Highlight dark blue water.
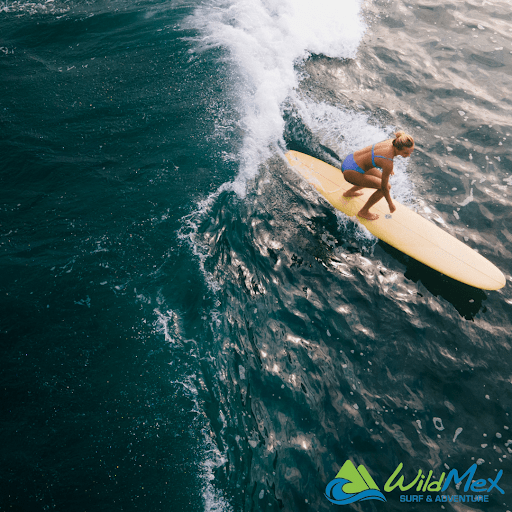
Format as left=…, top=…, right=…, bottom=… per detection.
left=1, top=0, right=512, bottom=511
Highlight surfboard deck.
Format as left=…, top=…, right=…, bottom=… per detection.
left=285, top=150, right=506, bottom=290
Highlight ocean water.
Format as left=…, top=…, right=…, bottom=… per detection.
left=1, top=0, right=512, bottom=511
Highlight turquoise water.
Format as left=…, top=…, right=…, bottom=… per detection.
left=1, top=0, right=512, bottom=510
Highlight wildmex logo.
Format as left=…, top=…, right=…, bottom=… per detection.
left=325, top=460, right=386, bottom=505
left=325, top=460, right=504, bottom=506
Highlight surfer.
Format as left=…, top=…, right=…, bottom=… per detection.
left=341, top=131, right=415, bottom=220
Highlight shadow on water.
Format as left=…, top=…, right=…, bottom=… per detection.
left=379, top=243, right=488, bottom=320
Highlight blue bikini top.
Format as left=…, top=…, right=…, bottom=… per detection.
left=372, top=144, right=394, bottom=168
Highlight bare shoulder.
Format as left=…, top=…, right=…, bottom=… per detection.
left=375, top=139, right=395, bottom=157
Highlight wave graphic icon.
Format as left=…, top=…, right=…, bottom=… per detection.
left=325, top=461, right=386, bottom=505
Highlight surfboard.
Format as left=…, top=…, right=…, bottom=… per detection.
left=285, top=150, right=506, bottom=290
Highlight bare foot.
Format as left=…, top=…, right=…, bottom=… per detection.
left=343, top=190, right=364, bottom=198
left=357, top=210, right=379, bottom=221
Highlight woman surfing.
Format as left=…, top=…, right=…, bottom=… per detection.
left=341, top=131, right=415, bottom=220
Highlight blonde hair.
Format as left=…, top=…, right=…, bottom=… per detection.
left=393, top=131, right=414, bottom=150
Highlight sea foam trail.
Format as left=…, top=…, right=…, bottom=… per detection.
left=180, top=0, right=419, bottom=292
left=185, top=0, right=366, bottom=195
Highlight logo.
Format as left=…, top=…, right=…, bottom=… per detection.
left=325, top=460, right=386, bottom=505
left=325, top=460, right=504, bottom=506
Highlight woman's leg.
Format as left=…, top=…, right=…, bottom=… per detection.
left=343, top=185, right=364, bottom=197
left=358, top=190, right=386, bottom=220
left=342, top=168, right=385, bottom=220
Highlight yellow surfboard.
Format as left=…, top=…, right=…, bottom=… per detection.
left=286, top=150, right=506, bottom=290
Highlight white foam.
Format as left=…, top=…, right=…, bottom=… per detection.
left=177, top=186, right=230, bottom=292
left=201, top=430, right=233, bottom=512
left=154, top=307, right=183, bottom=345
left=186, top=0, right=366, bottom=194
left=152, top=304, right=232, bottom=510
left=0, top=0, right=69, bottom=15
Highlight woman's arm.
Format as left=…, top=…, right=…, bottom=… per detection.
left=381, top=169, right=396, bottom=213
